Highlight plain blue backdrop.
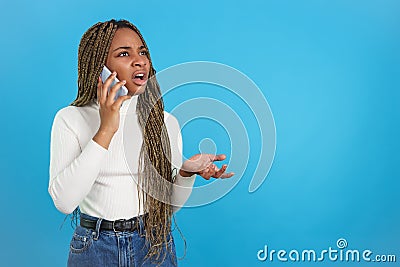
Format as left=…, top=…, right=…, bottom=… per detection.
left=0, top=0, right=399, bottom=266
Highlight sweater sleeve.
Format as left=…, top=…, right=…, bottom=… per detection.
left=48, top=109, right=108, bottom=214
left=165, top=113, right=196, bottom=212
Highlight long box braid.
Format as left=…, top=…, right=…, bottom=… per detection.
left=71, top=19, right=175, bottom=265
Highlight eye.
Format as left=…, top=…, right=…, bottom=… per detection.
left=139, top=50, right=148, bottom=56
left=118, top=51, right=129, bottom=57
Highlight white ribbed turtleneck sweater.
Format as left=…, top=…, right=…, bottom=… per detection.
left=48, top=95, right=195, bottom=220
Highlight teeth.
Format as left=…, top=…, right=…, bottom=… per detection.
left=135, top=73, right=144, bottom=77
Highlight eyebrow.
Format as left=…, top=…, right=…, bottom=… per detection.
left=113, top=45, right=146, bottom=52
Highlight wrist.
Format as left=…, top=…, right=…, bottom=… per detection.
left=93, top=128, right=115, bottom=150
left=179, top=169, right=195, bottom=177
left=97, top=127, right=116, bottom=137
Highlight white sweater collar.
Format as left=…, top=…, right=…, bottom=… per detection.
left=92, top=95, right=139, bottom=115
left=120, top=95, right=139, bottom=114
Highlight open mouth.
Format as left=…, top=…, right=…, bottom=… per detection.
left=134, top=73, right=145, bottom=80
left=132, top=72, right=147, bottom=85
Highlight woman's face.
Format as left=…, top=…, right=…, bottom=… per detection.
left=105, top=28, right=150, bottom=95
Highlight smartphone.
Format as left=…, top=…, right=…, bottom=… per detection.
left=101, top=66, right=128, bottom=100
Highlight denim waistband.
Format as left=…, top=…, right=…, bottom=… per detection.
left=80, top=213, right=146, bottom=222
left=79, top=213, right=146, bottom=238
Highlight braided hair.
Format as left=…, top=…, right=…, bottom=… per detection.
left=71, top=19, right=174, bottom=264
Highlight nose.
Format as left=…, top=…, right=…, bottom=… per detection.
left=131, top=54, right=147, bottom=67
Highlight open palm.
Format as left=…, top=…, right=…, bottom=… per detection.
left=179, top=154, right=234, bottom=180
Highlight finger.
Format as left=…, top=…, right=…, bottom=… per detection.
left=199, top=168, right=212, bottom=180
left=102, top=71, right=117, bottom=102
left=200, top=171, right=212, bottom=180
left=211, top=164, right=219, bottom=175
left=219, top=172, right=235, bottom=179
left=201, top=166, right=211, bottom=174
left=213, top=164, right=227, bottom=178
left=107, top=80, right=126, bottom=105
left=209, top=165, right=216, bottom=173
left=207, top=166, right=216, bottom=179
left=209, top=154, right=227, bottom=162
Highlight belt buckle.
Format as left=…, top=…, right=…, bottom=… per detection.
left=112, top=219, right=126, bottom=232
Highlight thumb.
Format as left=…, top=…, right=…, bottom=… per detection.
left=211, top=154, right=226, bottom=162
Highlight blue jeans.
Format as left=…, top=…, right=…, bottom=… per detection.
left=67, top=213, right=177, bottom=267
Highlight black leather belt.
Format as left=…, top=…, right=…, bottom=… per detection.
left=80, top=214, right=146, bottom=232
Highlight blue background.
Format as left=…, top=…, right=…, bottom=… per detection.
left=1, top=0, right=399, bottom=266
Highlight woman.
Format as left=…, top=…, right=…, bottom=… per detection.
left=48, top=19, right=233, bottom=267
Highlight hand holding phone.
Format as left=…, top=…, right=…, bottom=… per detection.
left=101, top=66, right=128, bottom=100
left=94, top=66, right=131, bottom=149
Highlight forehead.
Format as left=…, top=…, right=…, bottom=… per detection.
left=110, top=28, right=144, bottom=48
